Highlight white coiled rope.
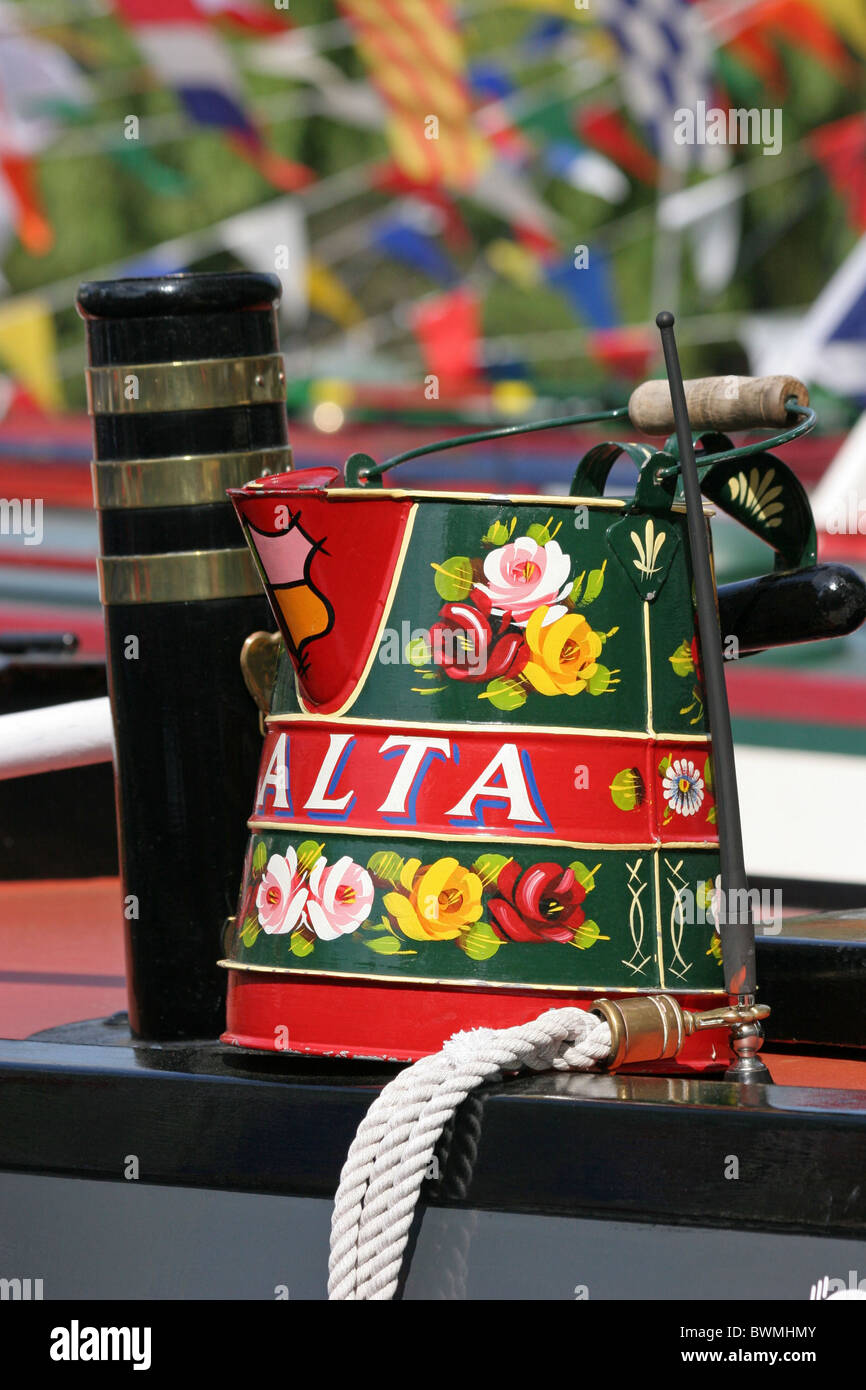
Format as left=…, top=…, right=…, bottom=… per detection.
left=328, top=1006, right=612, bottom=1300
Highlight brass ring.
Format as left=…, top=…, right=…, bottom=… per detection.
left=98, top=547, right=262, bottom=604
left=86, top=354, right=287, bottom=414
left=92, top=446, right=293, bottom=509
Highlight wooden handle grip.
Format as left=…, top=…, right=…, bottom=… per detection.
left=628, top=375, right=809, bottom=436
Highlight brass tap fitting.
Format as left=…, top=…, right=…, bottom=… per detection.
left=592, top=995, right=770, bottom=1071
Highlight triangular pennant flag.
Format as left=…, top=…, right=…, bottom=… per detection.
left=222, top=198, right=309, bottom=325
left=0, top=155, right=52, bottom=255
left=307, top=260, right=363, bottom=328
left=577, top=105, right=659, bottom=186
left=589, top=326, right=654, bottom=381
left=373, top=218, right=457, bottom=284
left=544, top=142, right=629, bottom=204
left=485, top=237, right=543, bottom=289
left=113, top=0, right=313, bottom=190
left=410, top=288, right=481, bottom=393
left=690, top=198, right=741, bottom=295
left=748, top=232, right=866, bottom=400
left=547, top=250, right=619, bottom=331
left=0, top=296, right=62, bottom=411
left=809, top=113, right=866, bottom=231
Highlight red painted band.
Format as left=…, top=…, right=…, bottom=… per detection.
left=223, top=971, right=729, bottom=1071
left=252, top=720, right=718, bottom=846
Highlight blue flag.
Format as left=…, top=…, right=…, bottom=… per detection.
left=547, top=251, right=619, bottom=331
left=374, top=220, right=457, bottom=285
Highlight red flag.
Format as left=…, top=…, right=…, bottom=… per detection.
left=728, top=1, right=854, bottom=90
left=589, top=326, right=654, bottom=382
left=411, top=288, right=481, bottom=394
left=204, top=1, right=292, bottom=36
left=0, top=156, right=52, bottom=255
left=809, top=113, right=866, bottom=231
left=726, top=29, right=787, bottom=92
left=577, top=105, right=658, bottom=186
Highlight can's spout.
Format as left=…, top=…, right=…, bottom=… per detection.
left=229, top=472, right=415, bottom=715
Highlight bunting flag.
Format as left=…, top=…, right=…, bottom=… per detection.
left=544, top=141, right=629, bottom=204
left=373, top=215, right=457, bottom=284
left=598, top=0, right=719, bottom=169
left=658, top=169, right=744, bottom=295
left=588, top=324, right=654, bottom=380
left=410, top=287, right=481, bottom=392
left=467, top=64, right=529, bottom=165
left=0, top=296, right=62, bottom=411
left=221, top=198, right=309, bottom=325
left=195, top=0, right=292, bottom=35
left=689, top=198, right=741, bottom=295
left=807, top=0, right=866, bottom=58
left=0, top=155, right=52, bottom=255
left=371, top=162, right=471, bottom=248
left=485, top=237, right=543, bottom=289
left=809, top=114, right=866, bottom=232
left=523, top=16, right=569, bottom=54
left=546, top=249, right=619, bottom=331
left=307, top=260, right=363, bottom=328
left=113, top=0, right=312, bottom=190
left=727, top=0, right=854, bottom=88
left=110, top=142, right=190, bottom=195
left=748, top=233, right=866, bottom=399
left=0, top=6, right=91, bottom=253
left=470, top=160, right=560, bottom=254
left=337, top=0, right=490, bottom=188
left=577, top=105, right=659, bottom=185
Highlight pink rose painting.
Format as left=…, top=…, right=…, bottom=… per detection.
left=256, top=847, right=309, bottom=935
left=306, top=854, right=374, bottom=941
left=478, top=537, right=571, bottom=625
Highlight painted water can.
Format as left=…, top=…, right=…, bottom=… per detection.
left=219, top=414, right=817, bottom=1069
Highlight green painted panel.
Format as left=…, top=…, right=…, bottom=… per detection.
left=229, top=829, right=724, bottom=993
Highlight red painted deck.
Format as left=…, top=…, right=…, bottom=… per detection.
left=0, top=878, right=126, bottom=1038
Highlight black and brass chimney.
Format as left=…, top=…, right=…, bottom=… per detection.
left=76, top=272, right=289, bottom=1039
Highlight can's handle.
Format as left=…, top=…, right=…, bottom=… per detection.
left=628, top=375, right=809, bottom=436
left=344, top=407, right=629, bottom=486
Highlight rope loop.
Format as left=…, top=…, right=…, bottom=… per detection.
left=328, top=1007, right=612, bottom=1300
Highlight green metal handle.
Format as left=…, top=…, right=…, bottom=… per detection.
left=343, top=407, right=630, bottom=487
left=654, top=403, right=816, bottom=476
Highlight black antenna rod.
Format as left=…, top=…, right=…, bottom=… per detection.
left=655, top=311, right=756, bottom=1001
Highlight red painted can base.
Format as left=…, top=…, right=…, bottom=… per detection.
left=222, top=972, right=731, bottom=1072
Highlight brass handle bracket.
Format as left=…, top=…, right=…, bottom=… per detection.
left=240, top=630, right=283, bottom=735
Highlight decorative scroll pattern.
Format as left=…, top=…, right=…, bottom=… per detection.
left=623, top=856, right=650, bottom=976
left=664, top=856, right=692, bottom=981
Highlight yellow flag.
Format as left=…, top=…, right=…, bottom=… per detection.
left=809, top=0, right=866, bottom=55
left=0, top=296, right=62, bottom=411
left=307, top=261, right=363, bottom=328
left=486, top=238, right=543, bottom=289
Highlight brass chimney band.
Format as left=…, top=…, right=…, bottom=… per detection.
left=92, top=445, right=293, bottom=510
left=98, top=547, right=262, bottom=605
left=86, top=353, right=287, bottom=415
